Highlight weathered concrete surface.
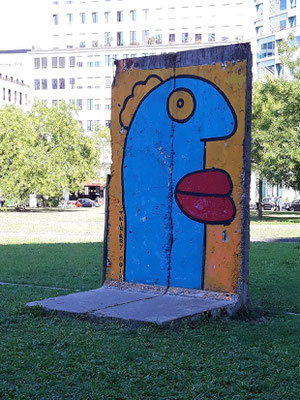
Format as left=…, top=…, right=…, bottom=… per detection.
left=26, top=284, right=237, bottom=326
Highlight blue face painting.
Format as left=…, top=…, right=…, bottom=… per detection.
left=122, top=75, right=237, bottom=289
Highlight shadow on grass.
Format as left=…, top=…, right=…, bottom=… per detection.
left=0, top=242, right=103, bottom=291
left=2, top=207, right=83, bottom=213
left=250, top=210, right=300, bottom=224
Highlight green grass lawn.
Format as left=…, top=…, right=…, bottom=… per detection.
left=0, top=210, right=299, bottom=399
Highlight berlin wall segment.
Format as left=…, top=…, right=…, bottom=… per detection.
left=104, top=44, right=252, bottom=308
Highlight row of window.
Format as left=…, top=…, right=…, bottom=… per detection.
left=34, top=77, right=112, bottom=90
left=53, top=31, right=221, bottom=49
left=34, top=56, right=102, bottom=69
left=53, top=9, right=139, bottom=25
left=46, top=98, right=111, bottom=115
left=2, top=87, right=27, bottom=105
left=53, top=5, right=234, bottom=25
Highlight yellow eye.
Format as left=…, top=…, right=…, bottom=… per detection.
left=167, top=88, right=196, bottom=123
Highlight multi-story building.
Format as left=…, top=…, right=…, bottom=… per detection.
left=253, top=0, right=300, bottom=79
left=0, top=50, right=32, bottom=112
left=30, top=0, right=254, bottom=132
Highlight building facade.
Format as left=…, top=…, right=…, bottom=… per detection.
left=0, top=50, right=32, bottom=112
left=253, top=0, right=300, bottom=79
left=29, top=0, right=254, bottom=132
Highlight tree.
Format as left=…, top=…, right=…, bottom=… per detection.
left=252, top=78, right=300, bottom=218
left=278, top=33, right=300, bottom=80
left=0, top=106, right=37, bottom=206
left=0, top=101, right=100, bottom=207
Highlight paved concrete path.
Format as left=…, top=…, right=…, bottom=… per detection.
left=26, top=284, right=238, bottom=327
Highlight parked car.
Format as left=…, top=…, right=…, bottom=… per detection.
left=76, top=198, right=99, bottom=208
left=262, top=197, right=276, bottom=210
left=288, top=198, right=300, bottom=212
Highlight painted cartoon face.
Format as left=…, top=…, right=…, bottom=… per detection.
left=122, top=75, right=237, bottom=288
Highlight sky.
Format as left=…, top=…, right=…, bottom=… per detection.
left=0, top=0, right=50, bottom=50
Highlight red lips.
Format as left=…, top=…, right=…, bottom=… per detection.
left=175, top=169, right=236, bottom=224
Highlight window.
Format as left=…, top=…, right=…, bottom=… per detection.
left=52, top=100, right=58, bottom=107
left=95, top=120, right=101, bottom=130
left=280, top=19, right=287, bottom=29
left=92, top=12, right=98, bottom=23
left=59, top=57, right=65, bottom=68
left=69, top=56, right=75, bottom=67
left=80, top=12, right=86, bottom=23
left=92, top=41, right=98, bottom=47
left=53, top=14, right=58, bottom=25
left=2, top=88, right=5, bottom=101
left=289, top=16, right=296, bottom=27
left=42, top=58, right=47, bottom=68
left=87, top=120, right=94, bottom=131
left=87, top=99, right=93, bottom=110
left=105, top=120, right=111, bottom=128
left=208, top=33, right=215, bottom=42
left=104, top=11, right=110, bottom=22
left=34, top=79, right=40, bottom=90
left=142, top=30, right=149, bottom=43
left=34, top=58, right=40, bottom=69
left=67, top=13, right=73, bottom=23
left=169, top=33, right=175, bottom=43
left=130, top=10, right=136, bottom=21
left=87, top=61, right=93, bottom=67
left=52, top=57, right=58, bottom=68
left=14, top=91, right=17, bottom=103
left=70, top=78, right=75, bottom=89
left=52, top=79, right=58, bottom=89
left=95, top=61, right=101, bottom=67
left=105, top=103, right=111, bottom=110
left=276, top=63, right=283, bottom=77
left=182, top=32, right=189, bottom=43
left=59, top=78, right=65, bottom=89
left=260, top=41, right=275, bottom=58
left=142, top=9, right=149, bottom=20
left=280, top=0, right=287, bottom=10
left=130, top=31, right=136, bottom=45
left=77, top=60, right=83, bottom=67
left=256, top=26, right=263, bottom=36
left=156, top=34, right=162, bottom=44
left=290, top=0, right=296, bottom=8
left=195, top=33, right=202, bottom=43
left=80, top=41, right=86, bottom=48
left=105, top=76, right=112, bottom=88
left=105, top=32, right=111, bottom=45
left=123, top=54, right=129, bottom=59
left=105, top=55, right=112, bottom=66
left=19, top=92, right=22, bottom=105
left=76, top=99, right=83, bottom=110
left=95, top=102, right=101, bottom=110
left=117, top=31, right=124, bottom=46
left=42, top=79, right=47, bottom=90
left=8, top=89, right=11, bottom=102
left=117, top=11, right=123, bottom=21
left=256, top=4, right=263, bottom=19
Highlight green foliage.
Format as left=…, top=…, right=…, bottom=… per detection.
left=0, top=101, right=100, bottom=205
left=278, top=33, right=300, bottom=80
left=252, top=78, right=300, bottom=190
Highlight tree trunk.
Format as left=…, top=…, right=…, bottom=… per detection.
left=258, top=178, right=263, bottom=220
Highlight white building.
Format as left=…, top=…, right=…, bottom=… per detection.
left=29, top=0, right=254, bottom=131
left=253, top=0, right=300, bottom=79
left=0, top=50, right=32, bottom=111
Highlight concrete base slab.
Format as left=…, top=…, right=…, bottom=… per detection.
left=26, top=283, right=238, bottom=326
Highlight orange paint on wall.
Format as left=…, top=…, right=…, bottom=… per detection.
left=107, top=60, right=247, bottom=293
